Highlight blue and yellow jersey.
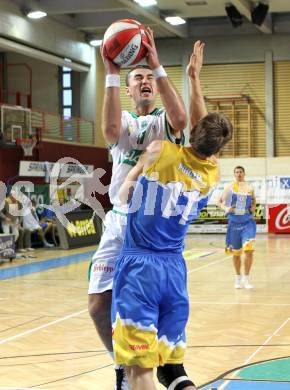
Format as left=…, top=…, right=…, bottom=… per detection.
left=123, top=141, right=219, bottom=253
left=224, top=181, right=255, bottom=223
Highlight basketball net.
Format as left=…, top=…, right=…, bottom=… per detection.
left=16, top=138, right=37, bottom=157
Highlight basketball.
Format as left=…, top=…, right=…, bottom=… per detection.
left=103, top=19, right=148, bottom=67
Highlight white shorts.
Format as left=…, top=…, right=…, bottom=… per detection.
left=88, top=210, right=127, bottom=294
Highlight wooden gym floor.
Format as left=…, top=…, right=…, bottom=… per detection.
left=0, top=234, right=290, bottom=389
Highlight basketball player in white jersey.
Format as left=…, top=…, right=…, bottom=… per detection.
left=88, top=27, right=187, bottom=389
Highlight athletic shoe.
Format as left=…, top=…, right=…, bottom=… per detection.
left=243, top=276, right=253, bottom=289
left=27, top=247, right=35, bottom=251
left=44, top=242, right=54, bottom=248
left=234, top=275, right=242, bottom=289
left=18, top=248, right=27, bottom=253
left=115, top=367, right=131, bottom=390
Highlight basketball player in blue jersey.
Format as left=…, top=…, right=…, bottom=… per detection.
left=111, top=47, right=233, bottom=387
left=217, top=166, right=256, bottom=289
left=88, top=27, right=187, bottom=389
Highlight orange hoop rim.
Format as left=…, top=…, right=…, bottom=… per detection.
left=16, top=137, right=37, bottom=145
left=16, top=137, right=37, bottom=156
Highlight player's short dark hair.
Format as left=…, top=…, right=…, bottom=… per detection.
left=234, top=165, right=245, bottom=173
left=125, top=65, right=151, bottom=86
left=189, top=112, right=233, bottom=157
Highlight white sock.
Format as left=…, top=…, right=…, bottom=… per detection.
left=108, top=351, right=114, bottom=361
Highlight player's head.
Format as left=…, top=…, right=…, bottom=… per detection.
left=234, top=166, right=245, bottom=181
left=125, top=65, right=158, bottom=107
left=189, top=112, right=232, bottom=157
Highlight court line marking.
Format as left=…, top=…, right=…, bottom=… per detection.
left=190, top=301, right=290, bottom=306
left=0, top=309, right=87, bottom=346
left=187, top=256, right=231, bottom=274
left=0, top=250, right=94, bottom=280
left=1, top=252, right=227, bottom=347
left=217, top=316, right=290, bottom=390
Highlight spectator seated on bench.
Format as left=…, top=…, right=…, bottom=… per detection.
left=23, top=199, right=54, bottom=248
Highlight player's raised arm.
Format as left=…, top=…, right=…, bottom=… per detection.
left=143, top=27, right=187, bottom=135
left=187, top=40, right=208, bottom=128
left=100, top=44, right=122, bottom=145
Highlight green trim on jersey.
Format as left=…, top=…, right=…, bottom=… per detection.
left=179, top=132, right=186, bottom=145
left=164, top=113, right=185, bottom=145
left=118, top=149, right=143, bottom=166
left=112, top=209, right=128, bottom=217
left=110, top=108, right=161, bottom=149
left=128, top=108, right=160, bottom=118
left=128, top=111, right=139, bottom=119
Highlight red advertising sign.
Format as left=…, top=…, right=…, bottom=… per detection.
left=268, top=204, right=290, bottom=233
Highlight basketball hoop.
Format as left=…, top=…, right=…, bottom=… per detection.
left=16, top=137, right=37, bottom=157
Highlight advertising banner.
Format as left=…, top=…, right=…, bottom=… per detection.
left=268, top=204, right=290, bottom=233
left=188, top=175, right=290, bottom=234
left=0, top=234, right=15, bottom=259
left=188, top=204, right=267, bottom=234
left=19, top=161, right=94, bottom=178
left=55, top=210, right=103, bottom=249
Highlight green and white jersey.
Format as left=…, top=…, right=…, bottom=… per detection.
left=109, top=108, right=184, bottom=210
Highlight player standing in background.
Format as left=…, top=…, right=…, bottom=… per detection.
left=217, top=166, right=257, bottom=289
left=88, top=27, right=187, bottom=389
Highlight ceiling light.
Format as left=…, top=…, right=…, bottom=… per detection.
left=185, top=1, right=207, bottom=5
left=165, top=16, right=186, bottom=25
left=251, top=2, right=269, bottom=26
left=89, top=39, right=103, bottom=47
left=26, top=10, right=47, bottom=19
left=86, top=34, right=103, bottom=47
left=134, top=0, right=157, bottom=6
left=225, top=5, right=243, bottom=28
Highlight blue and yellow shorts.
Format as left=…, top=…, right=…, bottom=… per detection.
left=226, top=219, right=256, bottom=255
left=112, top=250, right=189, bottom=368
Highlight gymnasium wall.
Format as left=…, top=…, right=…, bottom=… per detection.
left=220, top=156, right=290, bottom=178
left=6, top=52, right=59, bottom=113
left=0, top=0, right=91, bottom=64
left=156, top=34, right=290, bottom=66
left=273, top=61, right=290, bottom=157
left=155, top=34, right=290, bottom=159
left=0, top=0, right=97, bottom=124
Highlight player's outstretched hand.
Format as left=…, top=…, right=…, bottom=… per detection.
left=100, top=43, right=120, bottom=75
left=186, top=40, right=205, bottom=79
left=143, top=27, right=161, bottom=70
left=225, top=206, right=235, bottom=214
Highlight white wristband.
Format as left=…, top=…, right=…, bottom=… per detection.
left=105, top=74, right=120, bottom=88
left=152, top=65, right=167, bottom=79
